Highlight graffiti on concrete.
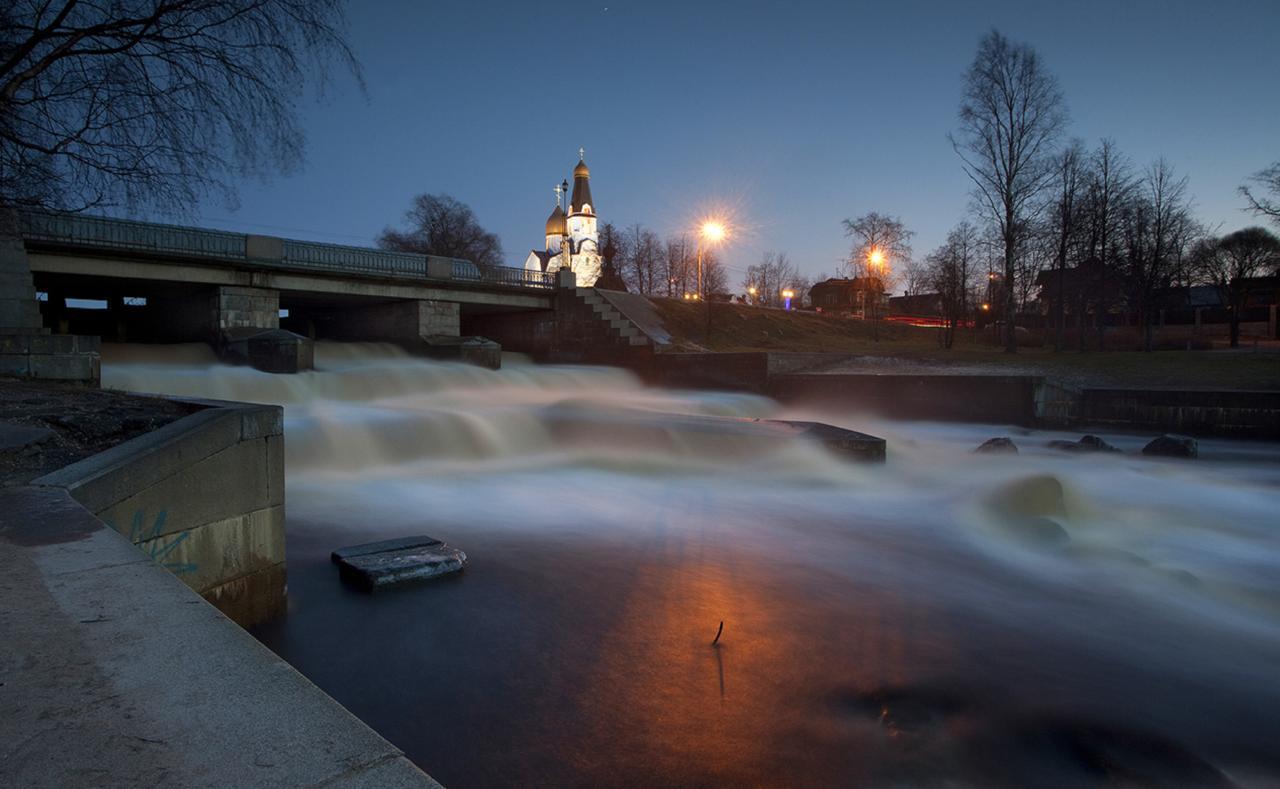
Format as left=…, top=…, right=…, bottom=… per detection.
left=106, top=509, right=199, bottom=575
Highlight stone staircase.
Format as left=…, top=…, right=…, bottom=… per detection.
left=572, top=287, right=652, bottom=349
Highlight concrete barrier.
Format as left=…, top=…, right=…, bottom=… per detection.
left=34, top=396, right=286, bottom=626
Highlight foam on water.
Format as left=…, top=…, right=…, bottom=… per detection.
left=102, top=343, right=1280, bottom=787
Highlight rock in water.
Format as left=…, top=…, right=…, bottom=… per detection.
left=1048, top=434, right=1119, bottom=453
left=1142, top=434, right=1198, bottom=458
left=974, top=437, right=1018, bottom=454
left=332, top=536, right=466, bottom=591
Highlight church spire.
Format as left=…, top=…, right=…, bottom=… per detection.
left=569, top=148, right=593, bottom=216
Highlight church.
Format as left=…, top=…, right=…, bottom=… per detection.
left=523, top=149, right=602, bottom=287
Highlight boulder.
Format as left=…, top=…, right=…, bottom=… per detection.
left=974, top=437, right=1018, bottom=454
left=1048, top=434, right=1119, bottom=453
left=1142, top=434, right=1198, bottom=459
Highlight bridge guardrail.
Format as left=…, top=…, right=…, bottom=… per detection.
left=20, top=210, right=246, bottom=260
left=281, top=238, right=428, bottom=278
left=18, top=210, right=555, bottom=290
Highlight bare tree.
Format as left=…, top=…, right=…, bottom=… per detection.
left=743, top=251, right=799, bottom=307
left=618, top=224, right=663, bottom=295
left=900, top=258, right=929, bottom=297
left=1240, top=162, right=1280, bottom=227
left=378, top=194, right=504, bottom=269
left=841, top=211, right=913, bottom=284
left=951, top=29, right=1068, bottom=352
left=1046, top=140, right=1085, bottom=351
left=1193, top=227, right=1280, bottom=348
left=701, top=250, right=728, bottom=296
left=0, top=0, right=360, bottom=219
left=1120, top=158, right=1195, bottom=351
left=1076, top=139, right=1134, bottom=350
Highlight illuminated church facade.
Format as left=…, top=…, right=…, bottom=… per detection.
left=523, top=149, right=602, bottom=286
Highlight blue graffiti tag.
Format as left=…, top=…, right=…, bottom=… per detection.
left=107, top=509, right=199, bottom=575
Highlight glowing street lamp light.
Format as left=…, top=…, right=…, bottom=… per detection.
left=781, top=288, right=795, bottom=311
left=868, top=247, right=885, bottom=268
left=696, top=220, right=729, bottom=299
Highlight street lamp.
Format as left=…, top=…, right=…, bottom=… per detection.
left=696, top=220, right=728, bottom=300
left=781, top=288, right=795, bottom=311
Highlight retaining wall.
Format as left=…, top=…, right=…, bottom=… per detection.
left=34, top=396, right=286, bottom=626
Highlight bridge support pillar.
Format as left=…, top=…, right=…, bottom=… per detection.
left=212, top=286, right=313, bottom=374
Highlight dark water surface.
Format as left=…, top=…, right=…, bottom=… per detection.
left=104, top=344, right=1280, bottom=788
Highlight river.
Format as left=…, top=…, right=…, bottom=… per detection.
left=103, top=343, right=1280, bottom=788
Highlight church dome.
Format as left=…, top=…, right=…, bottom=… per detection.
left=573, top=159, right=590, bottom=178
left=545, top=204, right=566, bottom=236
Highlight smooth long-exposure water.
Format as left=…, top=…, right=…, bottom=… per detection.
left=104, top=343, right=1280, bottom=788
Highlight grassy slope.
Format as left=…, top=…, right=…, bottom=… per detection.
left=649, top=298, right=1280, bottom=390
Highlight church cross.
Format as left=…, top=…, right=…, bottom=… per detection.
left=579, top=146, right=585, bottom=161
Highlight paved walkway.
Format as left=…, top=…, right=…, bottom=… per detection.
left=0, top=486, right=441, bottom=788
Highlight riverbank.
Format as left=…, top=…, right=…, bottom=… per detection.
left=0, top=379, right=197, bottom=485
left=647, top=299, right=1280, bottom=391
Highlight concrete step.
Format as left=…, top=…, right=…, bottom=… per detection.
left=627, top=336, right=650, bottom=346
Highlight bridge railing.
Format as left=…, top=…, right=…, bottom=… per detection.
left=20, top=210, right=246, bottom=260
left=18, top=210, right=555, bottom=290
left=280, top=238, right=428, bottom=278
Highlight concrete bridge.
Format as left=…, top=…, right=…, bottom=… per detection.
left=3, top=211, right=655, bottom=377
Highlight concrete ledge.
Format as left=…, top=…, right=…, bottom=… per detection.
left=0, top=486, right=440, bottom=788
left=34, top=396, right=287, bottom=625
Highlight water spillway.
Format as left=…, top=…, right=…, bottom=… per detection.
left=103, top=343, right=1280, bottom=788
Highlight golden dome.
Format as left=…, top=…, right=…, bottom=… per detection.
left=573, top=159, right=590, bottom=178
left=545, top=204, right=566, bottom=236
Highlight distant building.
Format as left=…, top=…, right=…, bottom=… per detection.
left=809, top=277, right=887, bottom=315
left=523, top=149, right=602, bottom=286
left=888, top=292, right=942, bottom=317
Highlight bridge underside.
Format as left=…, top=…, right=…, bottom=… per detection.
left=29, top=254, right=555, bottom=363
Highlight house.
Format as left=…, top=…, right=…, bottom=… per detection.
left=809, top=277, right=887, bottom=315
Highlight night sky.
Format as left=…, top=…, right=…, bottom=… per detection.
left=199, top=0, right=1278, bottom=285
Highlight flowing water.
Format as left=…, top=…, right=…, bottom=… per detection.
left=103, top=343, right=1280, bottom=788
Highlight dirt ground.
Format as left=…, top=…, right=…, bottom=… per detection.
left=651, top=299, right=1280, bottom=390
left=0, top=379, right=199, bottom=486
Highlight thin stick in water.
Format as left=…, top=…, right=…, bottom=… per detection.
left=712, top=620, right=724, bottom=646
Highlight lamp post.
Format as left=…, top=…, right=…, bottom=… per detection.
left=696, top=221, right=726, bottom=300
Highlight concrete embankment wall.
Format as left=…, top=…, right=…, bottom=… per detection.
left=0, top=486, right=440, bottom=788
left=636, top=351, right=1279, bottom=439
left=1073, top=388, right=1280, bottom=438
left=34, top=397, right=286, bottom=626
left=772, top=372, right=1041, bottom=424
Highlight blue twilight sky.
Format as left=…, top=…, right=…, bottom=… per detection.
left=193, top=0, right=1278, bottom=285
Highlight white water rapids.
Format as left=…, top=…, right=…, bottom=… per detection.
left=103, top=342, right=1280, bottom=788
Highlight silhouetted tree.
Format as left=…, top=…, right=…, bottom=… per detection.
left=841, top=211, right=913, bottom=286
left=1193, top=227, right=1280, bottom=348
left=926, top=221, right=981, bottom=348
left=952, top=29, right=1068, bottom=352
left=0, top=0, right=360, bottom=219
left=618, top=224, right=662, bottom=294
left=1078, top=139, right=1134, bottom=350
left=1120, top=158, right=1196, bottom=351
left=1046, top=140, right=1085, bottom=351
left=1240, top=162, right=1280, bottom=227
left=378, top=194, right=504, bottom=269
left=743, top=252, right=800, bottom=307
left=596, top=223, right=628, bottom=290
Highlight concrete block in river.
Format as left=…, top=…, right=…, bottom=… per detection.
left=540, top=405, right=886, bottom=463
left=333, top=536, right=466, bottom=591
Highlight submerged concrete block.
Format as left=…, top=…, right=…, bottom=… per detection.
left=422, top=334, right=501, bottom=369
left=333, top=536, right=466, bottom=591
left=765, top=420, right=886, bottom=463
left=223, top=328, right=314, bottom=373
